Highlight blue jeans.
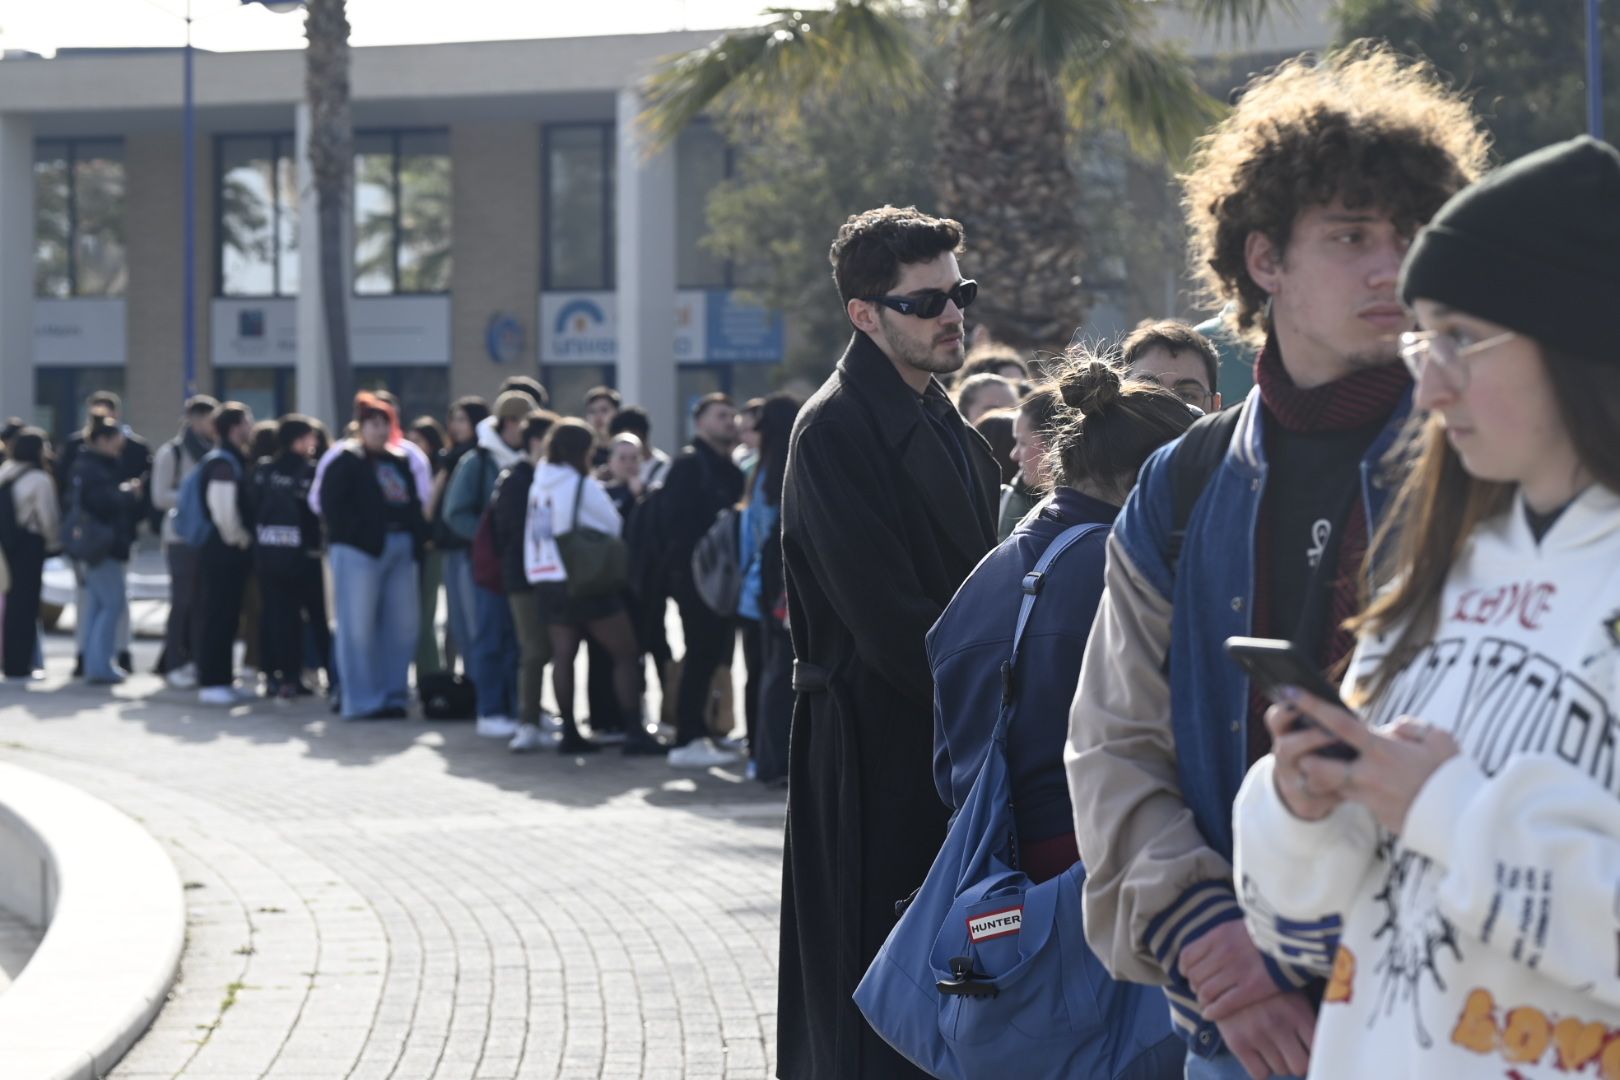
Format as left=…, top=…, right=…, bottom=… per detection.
left=74, top=561, right=130, bottom=656
left=442, top=549, right=477, bottom=669
left=330, top=535, right=419, bottom=717
left=1187, top=1049, right=1302, bottom=1080
left=80, top=559, right=128, bottom=681
left=469, top=584, right=517, bottom=719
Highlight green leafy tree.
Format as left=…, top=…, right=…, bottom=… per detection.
left=643, top=0, right=1280, bottom=354
left=1336, top=0, right=1620, bottom=160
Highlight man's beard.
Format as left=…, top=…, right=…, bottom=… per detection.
left=1343, top=339, right=1402, bottom=372
left=888, top=322, right=965, bottom=378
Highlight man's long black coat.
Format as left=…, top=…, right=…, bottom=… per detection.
left=776, top=332, right=999, bottom=1079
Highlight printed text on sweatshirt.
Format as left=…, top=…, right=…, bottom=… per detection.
left=1233, top=485, right=1620, bottom=1079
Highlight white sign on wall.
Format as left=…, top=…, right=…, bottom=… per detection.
left=539, top=291, right=706, bottom=364
left=213, top=295, right=451, bottom=368
left=34, top=298, right=127, bottom=367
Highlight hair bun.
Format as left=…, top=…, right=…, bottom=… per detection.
left=1059, top=357, right=1123, bottom=417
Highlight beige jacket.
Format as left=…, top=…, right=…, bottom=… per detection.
left=1064, top=534, right=1239, bottom=993
left=0, top=461, right=62, bottom=552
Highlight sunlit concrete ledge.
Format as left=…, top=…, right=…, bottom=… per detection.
left=0, top=761, right=184, bottom=1080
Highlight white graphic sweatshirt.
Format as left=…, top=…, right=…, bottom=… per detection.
left=1233, top=484, right=1620, bottom=1079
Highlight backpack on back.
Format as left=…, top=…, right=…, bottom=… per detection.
left=173, top=449, right=241, bottom=548
left=0, top=478, right=20, bottom=551
left=1165, top=401, right=1245, bottom=572
left=690, top=508, right=742, bottom=616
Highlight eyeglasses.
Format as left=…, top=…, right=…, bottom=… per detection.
left=863, top=279, right=977, bottom=319
left=1397, top=329, right=1518, bottom=387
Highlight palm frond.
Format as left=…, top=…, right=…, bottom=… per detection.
left=1066, top=37, right=1225, bottom=161
left=1175, top=0, right=1294, bottom=39
left=967, top=0, right=1135, bottom=80
left=640, top=2, right=924, bottom=149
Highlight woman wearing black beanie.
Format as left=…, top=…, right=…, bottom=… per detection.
left=1231, top=136, right=1620, bottom=1079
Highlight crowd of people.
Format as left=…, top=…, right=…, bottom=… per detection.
left=0, top=372, right=817, bottom=778
left=1, top=38, right=1617, bottom=1080
left=770, top=43, right=1620, bottom=1080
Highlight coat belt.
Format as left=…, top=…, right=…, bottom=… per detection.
left=792, top=660, right=830, bottom=694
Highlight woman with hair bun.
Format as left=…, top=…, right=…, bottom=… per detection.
left=925, top=349, right=1197, bottom=1077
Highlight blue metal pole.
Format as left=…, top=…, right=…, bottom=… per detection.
left=1590, top=0, right=1605, bottom=142
left=183, top=3, right=198, bottom=399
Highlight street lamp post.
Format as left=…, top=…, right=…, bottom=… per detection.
left=1589, top=0, right=1606, bottom=142
left=178, top=1, right=307, bottom=405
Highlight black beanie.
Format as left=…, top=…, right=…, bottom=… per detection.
left=1399, top=136, right=1620, bottom=364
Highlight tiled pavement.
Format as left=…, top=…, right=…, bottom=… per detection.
left=0, top=644, right=784, bottom=1080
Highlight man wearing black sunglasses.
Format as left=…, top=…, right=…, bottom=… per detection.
left=776, top=206, right=1000, bottom=1080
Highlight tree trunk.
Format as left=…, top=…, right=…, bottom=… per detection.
left=935, top=42, right=1087, bottom=354
left=304, top=0, right=354, bottom=421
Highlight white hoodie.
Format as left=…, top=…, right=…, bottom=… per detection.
left=1233, top=484, right=1620, bottom=1079
left=524, top=461, right=622, bottom=584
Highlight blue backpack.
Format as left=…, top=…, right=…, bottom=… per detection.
left=854, top=522, right=1176, bottom=1080
left=172, top=449, right=241, bottom=548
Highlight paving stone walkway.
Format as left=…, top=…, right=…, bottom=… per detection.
left=0, top=641, right=784, bottom=1079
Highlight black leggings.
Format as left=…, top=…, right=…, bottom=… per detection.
left=259, top=559, right=329, bottom=683
left=2, top=531, right=45, bottom=677
left=196, top=539, right=250, bottom=689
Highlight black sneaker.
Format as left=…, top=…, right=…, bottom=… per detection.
left=117, top=650, right=134, bottom=674
left=72, top=655, right=85, bottom=678
left=621, top=731, right=668, bottom=757
left=557, top=734, right=601, bottom=755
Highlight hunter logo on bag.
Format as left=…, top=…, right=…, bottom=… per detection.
left=966, top=906, right=1022, bottom=943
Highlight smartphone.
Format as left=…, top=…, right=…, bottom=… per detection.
left=1223, top=637, right=1359, bottom=761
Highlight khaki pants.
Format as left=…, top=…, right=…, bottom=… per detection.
left=507, top=590, right=555, bottom=728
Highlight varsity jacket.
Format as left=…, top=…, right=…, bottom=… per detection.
left=1233, top=484, right=1620, bottom=1079
left=1063, top=386, right=1410, bottom=1055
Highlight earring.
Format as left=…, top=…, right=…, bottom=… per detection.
left=1263, top=294, right=1274, bottom=326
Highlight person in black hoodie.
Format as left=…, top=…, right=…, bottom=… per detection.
left=252, top=416, right=327, bottom=699
left=68, top=413, right=143, bottom=684
left=58, top=391, right=152, bottom=677
left=318, top=393, right=424, bottom=720
left=661, top=393, right=745, bottom=769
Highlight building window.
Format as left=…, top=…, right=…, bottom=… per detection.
left=355, top=130, right=452, bottom=295
left=543, top=123, right=614, bottom=291
left=354, top=366, right=450, bottom=429
left=217, top=134, right=299, bottom=297
left=676, top=124, right=732, bottom=290
left=35, top=367, right=126, bottom=446
left=216, top=367, right=296, bottom=423
left=35, top=139, right=126, bottom=298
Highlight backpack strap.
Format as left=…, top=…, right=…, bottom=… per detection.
left=995, top=522, right=1112, bottom=740
left=1165, top=401, right=1246, bottom=573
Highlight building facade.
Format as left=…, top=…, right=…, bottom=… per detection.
left=0, top=12, right=1333, bottom=449
left=0, top=32, right=789, bottom=449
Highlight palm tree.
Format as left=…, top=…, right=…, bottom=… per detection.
left=643, top=0, right=1280, bottom=352
left=304, top=0, right=354, bottom=419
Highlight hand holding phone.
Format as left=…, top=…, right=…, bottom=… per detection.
left=1223, top=637, right=1360, bottom=761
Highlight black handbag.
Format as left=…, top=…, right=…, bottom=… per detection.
left=556, top=474, right=629, bottom=600
left=63, top=476, right=116, bottom=566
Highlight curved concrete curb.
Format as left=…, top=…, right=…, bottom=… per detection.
left=0, top=761, right=185, bottom=1080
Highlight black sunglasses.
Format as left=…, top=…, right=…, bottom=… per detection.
left=863, top=279, right=977, bottom=319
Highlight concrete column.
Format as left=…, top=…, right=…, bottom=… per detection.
left=124, top=132, right=183, bottom=446
left=615, top=87, right=678, bottom=452
left=294, top=103, right=344, bottom=429
left=449, top=120, right=540, bottom=403
left=0, top=115, right=35, bottom=426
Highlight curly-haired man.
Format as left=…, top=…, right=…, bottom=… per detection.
left=777, top=205, right=1000, bottom=1079
left=1065, top=44, right=1490, bottom=1080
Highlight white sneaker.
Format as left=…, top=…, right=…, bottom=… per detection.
left=667, top=737, right=741, bottom=769
left=165, top=664, right=198, bottom=690
left=476, top=715, right=519, bottom=738
left=198, top=687, right=238, bottom=707
left=508, top=724, right=546, bottom=753
left=541, top=711, right=563, bottom=735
